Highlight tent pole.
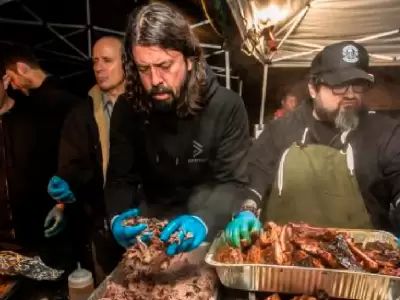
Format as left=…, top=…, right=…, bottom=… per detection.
left=225, top=51, right=231, bottom=89
left=47, top=23, right=85, bottom=29
left=215, top=74, right=239, bottom=80
left=34, top=47, right=87, bottom=61
left=254, top=64, right=268, bottom=138
left=86, top=0, right=92, bottom=57
left=20, top=4, right=88, bottom=59
left=259, top=64, right=269, bottom=124
left=190, top=20, right=210, bottom=29
left=92, top=26, right=125, bottom=36
left=200, top=43, right=222, bottom=49
left=34, top=29, right=85, bottom=48
left=0, top=18, right=41, bottom=25
left=204, top=50, right=224, bottom=58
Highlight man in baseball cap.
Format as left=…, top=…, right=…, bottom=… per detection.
left=224, top=41, right=400, bottom=248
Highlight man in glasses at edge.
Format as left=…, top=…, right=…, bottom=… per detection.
left=225, top=41, right=400, bottom=248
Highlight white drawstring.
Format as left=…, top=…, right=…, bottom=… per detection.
left=301, top=127, right=309, bottom=144
left=340, top=130, right=354, bottom=176
left=346, top=144, right=354, bottom=176
left=278, top=148, right=291, bottom=196
left=278, top=127, right=309, bottom=196
left=340, top=130, right=350, bottom=144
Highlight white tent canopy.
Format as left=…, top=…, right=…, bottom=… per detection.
left=227, top=0, right=400, bottom=135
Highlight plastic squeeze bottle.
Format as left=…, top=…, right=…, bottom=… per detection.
left=68, top=263, right=94, bottom=300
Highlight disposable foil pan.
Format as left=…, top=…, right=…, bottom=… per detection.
left=89, top=243, right=219, bottom=300
left=205, top=230, right=400, bottom=300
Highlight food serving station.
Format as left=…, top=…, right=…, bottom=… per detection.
left=82, top=216, right=400, bottom=300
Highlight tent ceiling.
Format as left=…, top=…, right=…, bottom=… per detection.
left=228, top=0, right=400, bottom=67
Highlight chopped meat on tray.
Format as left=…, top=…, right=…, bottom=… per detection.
left=100, top=216, right=217, bottom=300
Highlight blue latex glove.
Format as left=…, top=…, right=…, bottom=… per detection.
left=44, top=204, right=66, bottom=238
left=225, top=211, right=262, bottom=248
left=160, top=215, right=208, bottom=256
left=111, top=208, right=152, bottom=248
left=48, top=176, right=76, bottom=203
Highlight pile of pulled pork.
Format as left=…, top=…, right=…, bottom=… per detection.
left=216, top=222, right=400, bottom=276
left=100, top=216, right=217, bottom=300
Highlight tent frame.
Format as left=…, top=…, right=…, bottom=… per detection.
left=227, top=0, right=400, bottom=137
left=0, top=0, right=242, bottom=94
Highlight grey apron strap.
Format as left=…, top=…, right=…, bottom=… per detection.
left=263, top=127, right=373, bottom=229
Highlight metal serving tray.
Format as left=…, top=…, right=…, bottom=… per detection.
left=205, top=230, right=400, bottom=300
left=0, top=278, right=18, bottom=300
left=89, top=243, right=219, bottom=300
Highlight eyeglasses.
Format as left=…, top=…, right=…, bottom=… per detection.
left=327, top=83, right=371, bottom=95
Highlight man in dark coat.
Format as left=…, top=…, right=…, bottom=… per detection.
left=2, top=43, right=82, bottom=266
left=225, top=41, right=400, bottom=247
left=44, top=36, right=126, bottom=280
left=105, top=3, right=251, bottom=256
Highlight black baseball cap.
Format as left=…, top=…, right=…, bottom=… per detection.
left=310, top=41, right=374, bottom=85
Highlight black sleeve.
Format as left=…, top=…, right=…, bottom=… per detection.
left=188, top=94, right=251, bottom=237
left=378, top=123, right=400, bottom=210
left=56, top=104, right=94, bottom=194
left=104, top=99, right=139, bottom=219
left=246, top=123, right=281, bottom=205
left=210, top=93, right=251, bottom=184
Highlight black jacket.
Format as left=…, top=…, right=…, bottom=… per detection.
left=247, top=101, right=400, bottom=233
left=105, top=69, right=251, bottom=237
left=55, top=97, right=106, bottom=222
left=0, top=76, right=81, bottom=246
left=56, top=89, right=123, bottom=273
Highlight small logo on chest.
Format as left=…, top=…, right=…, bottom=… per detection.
left=188, top=140, right=207, bottom=163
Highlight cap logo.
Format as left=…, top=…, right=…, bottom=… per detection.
left=342, top=45, right=359, bottom=63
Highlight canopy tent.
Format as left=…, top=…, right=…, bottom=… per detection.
left=227, top=0, right=400, bottom=136
left=0, top=0, right=243, bottom=94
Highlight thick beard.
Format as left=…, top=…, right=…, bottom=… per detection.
left=150, top=70, right=189, bottom=114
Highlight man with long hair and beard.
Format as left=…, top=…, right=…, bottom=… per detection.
left=105, top=3, right=251, bottom=255
left=225, top=41, right=400, bottom=248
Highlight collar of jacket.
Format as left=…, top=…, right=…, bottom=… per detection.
left=89, top=85, right=109, bottom=183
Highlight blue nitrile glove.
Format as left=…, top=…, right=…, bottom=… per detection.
left=44, top=204, right=66, bottom=238
left=160, top=215, right=208, bottom=256
left=47, top=176, right=76, bottom=203
left=225, top=211, right=262, bottom=248
left=111, top=208, right=153, bottom=249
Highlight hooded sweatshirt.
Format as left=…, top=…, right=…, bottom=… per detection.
left=105, top=67, right=251, bottom=238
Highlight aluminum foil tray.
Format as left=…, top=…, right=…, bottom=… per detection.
left=205, top=229, right=400, bottom=300
left=89, top=243, right=218, bottom=300
left=0, top=278, right=18, bottom=300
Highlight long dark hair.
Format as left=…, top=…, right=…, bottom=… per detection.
left=124, top=3, right=207, bottom=117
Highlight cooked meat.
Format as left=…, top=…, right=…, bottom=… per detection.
left=100, top=216, right=216, bottom=300
left=216, top=222, right=400, bottom=276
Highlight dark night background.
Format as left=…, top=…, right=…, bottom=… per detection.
left=1, top=0, right=400, bottom=131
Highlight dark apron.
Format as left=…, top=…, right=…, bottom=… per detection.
left=262, top=128, right=373, bottom=229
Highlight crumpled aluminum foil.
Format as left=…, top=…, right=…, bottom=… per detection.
left=0, top=251, right=64, bottom=280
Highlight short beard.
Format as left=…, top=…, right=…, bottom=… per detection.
left=334, top=107, right=359, bottom=132
left=314, top=99, right=360, bottom=132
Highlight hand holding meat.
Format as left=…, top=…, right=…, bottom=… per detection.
left=225, top=211, right=262, bottom=248
left=47, top=176, right=76, bottom=203
left=111, top=208, right=152, bottom=248
left=44, top=204, right=65, bottom=238
left=160, top=215, right=207, bottom=256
